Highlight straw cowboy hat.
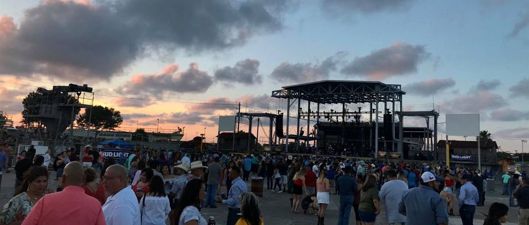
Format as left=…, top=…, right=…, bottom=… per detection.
left=190, top=161, right=207, bottom=170
left=174, top=164, right=189, bottom=173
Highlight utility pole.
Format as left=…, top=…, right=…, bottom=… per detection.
left=523, top=140, right=527, bottom=167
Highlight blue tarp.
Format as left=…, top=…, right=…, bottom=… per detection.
left=98, top=139, right=134, bottom=149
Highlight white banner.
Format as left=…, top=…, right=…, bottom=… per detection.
left=446, top=114, right=480, bottom=136
left=218, top=116, right=236, bottom=132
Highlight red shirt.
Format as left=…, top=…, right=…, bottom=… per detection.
left=305, top=170, right=317, bottom=187
left=84, top=184, right=107, bottom=205
left=22, top=186, right=106, bottom=225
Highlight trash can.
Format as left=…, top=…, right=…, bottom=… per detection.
left=251, top=177, right=264, bottom=197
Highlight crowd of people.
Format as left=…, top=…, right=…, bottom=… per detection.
left=1, top=145, right=528, bottom=225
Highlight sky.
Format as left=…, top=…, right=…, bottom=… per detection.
left=0, top=0, right=528, bottom=152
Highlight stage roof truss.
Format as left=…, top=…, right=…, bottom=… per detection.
left=271, top=80, right=405, bottom=104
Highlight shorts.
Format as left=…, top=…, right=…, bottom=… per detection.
left=317, top=192, right=330, bottom=204
left=358, top=210, right=377, bottom=222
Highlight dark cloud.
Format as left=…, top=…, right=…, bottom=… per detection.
left=440, top=90, right=507, bottom=114
left=238, top=94, right=274, bottom=110
left=494, top=128, right=529, bottom=139
left=163, top=112, right=213, bottom=125
left=510, top=78, right=529, bottom=98
left=188, top=97, right=238, bottom=113
left=322, top=0, right=414, bottom=15
left=341, top=43, right=429, bottom=80
left=116, top=0, right=286, bottom=51
left=475, top=80, right=501, bottom=91
left=117, top=63, right=214, bottom=98
left=489, top=108, right=529, bottom=121
left=214, top=59, right=262, bottom=85
left=509, top=10, right=529, bottom=38
left=404, top=78, right=455, bottom=96
left=114, top=96, right=156, bottom=107
left=0, top=3, right=139, bottom=81
left=270, top=54, right=342, bottom=84
left=0, top=0, right=288, bottom=81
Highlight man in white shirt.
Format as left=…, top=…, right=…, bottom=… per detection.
left=379, top=169, right=408, bottom=225
left=102, top=164, right=140, bottom=225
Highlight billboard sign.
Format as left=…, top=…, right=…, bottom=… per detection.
left=218, top=116, right=236, bottom=132
left=446, top=114, right=480, bottom=136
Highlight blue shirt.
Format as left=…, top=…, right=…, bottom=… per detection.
left=243, top=158, right=252, bottom=172
left=458, top=182, right=479, bottom=206
left=336, top=175, right=357, bottom=196
left=224, top=177, right=247, bottom=208
left=399, top=185, right=448, bottom=225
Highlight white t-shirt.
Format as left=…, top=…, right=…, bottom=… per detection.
left=139, top=195, right=171, bottom=225
left=178, top=206, right=207, bottom=225
left=102, top=186, right=140, bottom=225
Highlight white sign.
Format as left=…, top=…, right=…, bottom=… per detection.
left=218, top=116, right=236, bottom=132
left=446, top=114, right=480, bottom=136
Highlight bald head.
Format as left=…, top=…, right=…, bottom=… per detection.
left=106, top=164, right=128, bottom=181
left=63, top=162, right=85, bottom=186
left=104, top=164, right=129, bottom=195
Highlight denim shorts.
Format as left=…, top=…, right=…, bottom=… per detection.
left=358, top=210, right=377, bottom=222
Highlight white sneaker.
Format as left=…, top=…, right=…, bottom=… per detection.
left=278, top=190, right=283, bottom=193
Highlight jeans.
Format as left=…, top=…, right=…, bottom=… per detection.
left=503, top=183, right=509, bottom=195
left=206, top=184, right=218, bottom=207
left=520, top=208, right=529, bottom=225
left=338, top=195, right=353, bottom=225
left=227, top=207, right=241, bottom=225
left=267, top=175, right=274, bottom=189
left=459, top=204, right=476, bottom=225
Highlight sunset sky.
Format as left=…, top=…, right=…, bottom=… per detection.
left=0, top=0, right=528, bottom=152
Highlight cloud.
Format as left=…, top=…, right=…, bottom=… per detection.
left=404, top=78, right=455, bottom=96
left=440, top=90, right=507, bottom=114
left=238, top=94, right=275, bottom=110
left=214, top=59, right=262, bottom=85
left=117, top=63, right=214, bottom=98
left=509, top=10, right=529, bottom=38
left=510, top=78, right=529, bottom=98
left=162, top=112, right=213, bottom=125
left=489, top=108, right=529, bottom=121
left=270, top=53, right=343, bottom=83
left=114, top=96, right=156, bottom=107
left=0, top=87, right=28, bottom=114
left=188, top=97, right=238, bottom=113
left=0, top=0, right=288, bottom=81
left=122, top=113, right=161, bottom=120
left=341, top=43, right=429, bottom=80
left=475, top=79, right=501, bottom=91
left=0, top=2, right=140, bottom=81
left=322, top=0, right=414, bottom=15
left=494, top=128, right=529, bottom=139
left=116, top=0, right=287, bottom=51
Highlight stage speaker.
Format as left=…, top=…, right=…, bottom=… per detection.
left=275, top=114, right=284, bottom=138
left=383, top=114, right=393, bottom=140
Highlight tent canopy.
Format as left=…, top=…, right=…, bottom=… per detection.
left=98, top=139, right=134, bottom=149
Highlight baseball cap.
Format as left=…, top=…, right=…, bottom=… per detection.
left=421, top=171, right=436, bottom=183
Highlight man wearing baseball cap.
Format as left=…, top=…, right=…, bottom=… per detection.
left=399, top=171, right=448, bottom=225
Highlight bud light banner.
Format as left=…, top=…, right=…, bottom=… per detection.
left=102, top=148, right=132, bottom=165
left=451, top=154, right=472, bottom=161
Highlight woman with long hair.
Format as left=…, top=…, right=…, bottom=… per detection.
left=483, top=202, right=509, bottom=225
left=0, top=166, right=48, bottom=225
left=134, top=168, right=154, bottom=200
left=173, top=179, right=206, bottom=225
left=358, top=174, right=380, bottom=225
left=316, top=165, right=330, bottom=225
left=236, top=192, right=264, bottom=225
left=291, top=167, right=306, bottom=213
left=83, top=167, right=106, bottom=205
left=140, top=175, right=171, bottom=225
